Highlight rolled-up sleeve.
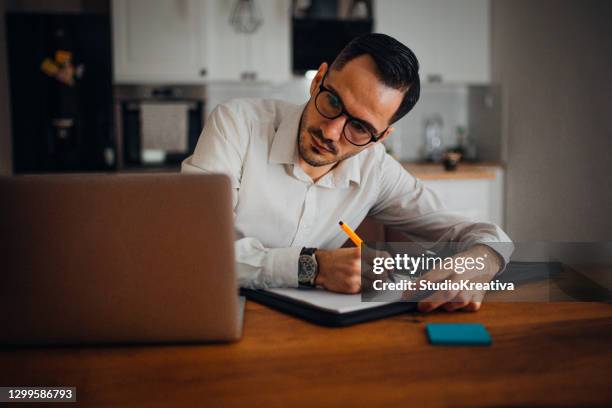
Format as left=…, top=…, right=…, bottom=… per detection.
left=368, top=154, right=514, bottom=268
left=234, top=239, right=301, bottom=288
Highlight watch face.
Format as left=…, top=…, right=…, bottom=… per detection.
left=299, top=255, right=317, bottom=283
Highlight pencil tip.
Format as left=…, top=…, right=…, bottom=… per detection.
left=338, top=221, right=343, bottom=225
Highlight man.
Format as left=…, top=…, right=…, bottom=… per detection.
left=182, top=33, right=512, bottom=312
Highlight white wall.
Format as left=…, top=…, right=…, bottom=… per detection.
left=206, top=79, right=470, bottom=162
left=391, top=85, right=468, bottom=161
left=492, top=0, right=612, bottom=241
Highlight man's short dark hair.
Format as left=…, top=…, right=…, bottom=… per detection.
left=331, top=33, right=420, bottom=124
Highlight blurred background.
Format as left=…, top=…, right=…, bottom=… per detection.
left=0, top=0, right=610, bottom=242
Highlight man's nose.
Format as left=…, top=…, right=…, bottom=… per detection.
left=320, top=115, right=346, bottom=142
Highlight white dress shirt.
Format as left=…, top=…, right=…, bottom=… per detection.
left=182, top=98, right=512, bottom=288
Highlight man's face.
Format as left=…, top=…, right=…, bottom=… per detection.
left=298, top=55, right=404, bottom=167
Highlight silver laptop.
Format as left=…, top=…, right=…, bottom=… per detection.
left=0, top=173, right=243, bottom=346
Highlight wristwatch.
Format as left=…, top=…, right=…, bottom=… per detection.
left=298, top=247, right=318, bottom=287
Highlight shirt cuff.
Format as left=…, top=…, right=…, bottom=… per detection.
left=264, top=247, right=302, bottom=288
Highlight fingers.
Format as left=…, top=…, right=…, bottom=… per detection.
left=318, top=247, right=362, bottom=294
left=417, top=288, right=460, bottom=312
left=348, top=275, right=361, bottom=294
left=416, top=264, right=490, bottom=312
left=326, top=274, right=361, bottom=294
left=461, top=290, right=485, bottom=312
left=416, top=266, right=454, bottom=286
left=406, top=266, right=454, bottom=304
left=443, top=300, right=471, bottom=312
left=462, top=301, right=482, bottom=312
left=419, top=292, right=484, bottom=313
left=442, top=292, right=473, bottom=311
left=418, top=292, right=452, bottom=313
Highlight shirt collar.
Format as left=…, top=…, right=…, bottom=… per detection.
left=268, top=102, right=361, bottom=188
left=317, top=154, right=361, bottom=188
left=269, top=103, right=303, bottom=166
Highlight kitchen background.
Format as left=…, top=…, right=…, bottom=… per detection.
left=0, top=0, right=610, bottom=242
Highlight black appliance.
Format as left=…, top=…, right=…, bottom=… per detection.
left=6, top=13, right=114, bottom=173
left=114, top=85, right=204, bottom=169
left=292, top=0, right=373, bottom=73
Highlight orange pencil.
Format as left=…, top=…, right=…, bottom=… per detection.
left=338, top=221, right=363, bottom=247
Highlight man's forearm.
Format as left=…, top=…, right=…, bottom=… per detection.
left=235, top=238, right=301, bottom=289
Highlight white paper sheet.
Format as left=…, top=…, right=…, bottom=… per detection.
left=264, top=288, right=403, bottom=314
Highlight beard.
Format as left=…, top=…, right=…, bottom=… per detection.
left=297, top=104, right=361, bottom=167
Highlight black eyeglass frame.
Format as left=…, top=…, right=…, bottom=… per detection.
left=314, top=71, right=389, bottom=147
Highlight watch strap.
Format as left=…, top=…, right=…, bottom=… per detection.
left=300, top=247, right=317, bottom=257
left=298, top=247, right=318, bottom=287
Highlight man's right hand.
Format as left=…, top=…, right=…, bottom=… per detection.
left=314, top=246, right=394, bottom=294
left=314, top=247, right=362, bottom=294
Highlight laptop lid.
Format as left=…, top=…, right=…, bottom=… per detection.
left=0, top=173, right=241, bottom=345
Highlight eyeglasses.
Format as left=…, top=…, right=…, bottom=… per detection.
left=314, top=72, right=388, bottom=147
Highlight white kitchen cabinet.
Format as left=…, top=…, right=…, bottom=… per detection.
left=112, top=0, right=290, bottom=83
left=112, top=0, right=210, bottom=83
left=422, top=168, right=504, bottom=227
left=249, top=0, right=291, bottom=82
left=374, top=0, right=490, bottom=84
left=207, top=0, right=290, bottom=82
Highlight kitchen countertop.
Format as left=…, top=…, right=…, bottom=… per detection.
left=402, top=162, right=502, bottom=180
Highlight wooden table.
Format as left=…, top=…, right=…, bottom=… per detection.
left=2, top=301, right=611, bottom=407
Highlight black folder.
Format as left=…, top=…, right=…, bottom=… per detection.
left=241, top=262, right=565, bottom=327
left=241, top=288, right=416, bottom=327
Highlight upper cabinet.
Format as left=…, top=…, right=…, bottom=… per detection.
left=112, top=0, right=487, bottom=84
left=112, top=0, right=208, bottom=83
left=375, top=0, right=490, bottom=84
left=206, top=0, right=290, bottom=82
left=112, top=0, right=290, bottom=83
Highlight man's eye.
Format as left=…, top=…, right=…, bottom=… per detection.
left=327, top=93, right=341, bottom=108
left=349, top=120, right=368, bottom=134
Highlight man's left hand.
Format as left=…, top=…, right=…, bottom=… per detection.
left=412, top=244, right=502, bottom=313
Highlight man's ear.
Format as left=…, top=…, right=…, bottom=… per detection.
left=375, top=127, right=394, bottom=145
left=309, top=62, right=329, bottom=96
